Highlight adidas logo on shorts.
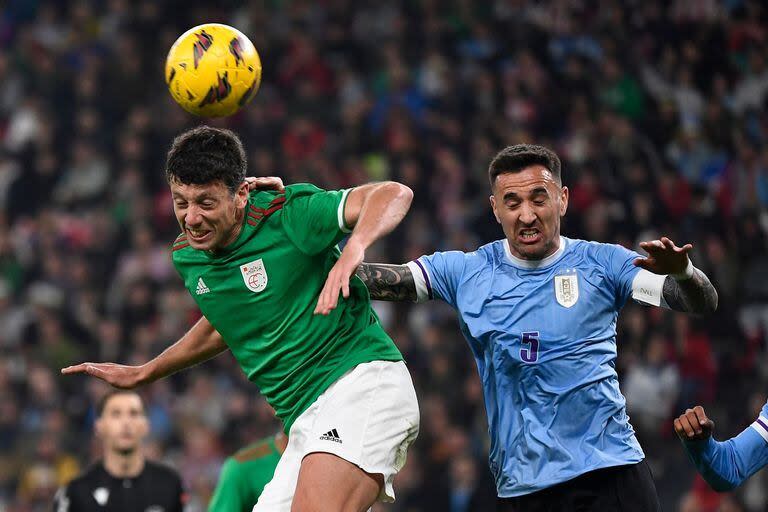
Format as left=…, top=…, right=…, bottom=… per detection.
left=319, top=428, right=342, bottom=444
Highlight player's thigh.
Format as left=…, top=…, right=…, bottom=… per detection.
left=253, top=433, right=306, bottom=512
left=291, top=452, right=382, bottom=512
left=259, top=361, right=418, bottom=511
left=302, top=360, right=419, bottom=503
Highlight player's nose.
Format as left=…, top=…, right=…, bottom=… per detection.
left=185, top=206, right=203, bottom=226
left=518, top=203, right=537, bottom=225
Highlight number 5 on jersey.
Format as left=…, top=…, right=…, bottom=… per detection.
left=521, top=331, right=539, bottom=363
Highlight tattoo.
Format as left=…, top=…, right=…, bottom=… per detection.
left=662, top=268, right=718, bottom=314
left=355, top=263, right=417, bottom=302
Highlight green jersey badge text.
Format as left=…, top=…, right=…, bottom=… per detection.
left=241, top=259, right=268, bottom=293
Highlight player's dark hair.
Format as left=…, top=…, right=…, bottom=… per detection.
left=165, top=125, right=246, bottom=194
left=488, top=144, right=562, bottom=188
left=96, top=390, right=145, bottom=417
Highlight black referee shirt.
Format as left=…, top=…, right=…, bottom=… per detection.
left=53, top=460, right=184, bottom=512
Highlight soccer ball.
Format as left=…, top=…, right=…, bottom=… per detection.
left=165, top=23, right=262, bottom=117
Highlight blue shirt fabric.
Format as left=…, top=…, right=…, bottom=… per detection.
left=682, top=400, right=768, bottom=491
left=418, top=236, right=645, bottom=497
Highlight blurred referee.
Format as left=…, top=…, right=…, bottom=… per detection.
left=53, top=390, right=185, bottom=511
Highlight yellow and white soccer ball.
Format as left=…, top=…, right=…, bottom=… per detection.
left=165, top=23, right=262, bottom=117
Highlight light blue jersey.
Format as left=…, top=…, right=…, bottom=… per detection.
left=412, top=236, right=648, bottom=497
left=682, top=400, right=768, bottom=491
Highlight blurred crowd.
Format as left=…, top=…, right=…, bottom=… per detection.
left=1, top=0, right=768, bottom=511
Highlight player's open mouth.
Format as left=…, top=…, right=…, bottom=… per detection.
left=187, top=228, right=212, bottom=243
left=518, top=229, right=542, bottom=244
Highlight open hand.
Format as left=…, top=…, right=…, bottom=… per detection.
left=61, top=362, right=147, bottom=389
left=674, top=405, right=715, bottom=442
left=634, top=237, right=692, bottom=275
left=245, top=176, right=285, bottom=192
left=314, top=240, right=365, bottom=315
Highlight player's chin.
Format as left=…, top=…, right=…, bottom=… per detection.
left=513, top=242, right=548, bottom=260
left=186, top=232, right=216, bottom=250
left=187, top=241, right=212, bottom=251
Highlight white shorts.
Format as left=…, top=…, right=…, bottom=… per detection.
left=253, top=360, right=420, bottom=511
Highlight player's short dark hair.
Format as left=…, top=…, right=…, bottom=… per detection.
left=96, top=390, right=145, bottom=417
left=165, top=125, right=247, bottom=194
left=488, top=144, right=562, bottom=188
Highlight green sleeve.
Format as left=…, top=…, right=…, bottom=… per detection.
left=208, top=458, right=249, bottom=512
left=281, top=184, right=351, bottom=255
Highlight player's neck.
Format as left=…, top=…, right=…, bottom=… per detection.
left=503, top=236, right=568, bottom=270
left=103, top=449, right=145, bottom=478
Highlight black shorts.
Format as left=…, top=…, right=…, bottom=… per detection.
left=497, top=460, right=662, bottom=512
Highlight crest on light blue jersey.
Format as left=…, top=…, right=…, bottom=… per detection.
left=554, top=269, right=579, bottom=308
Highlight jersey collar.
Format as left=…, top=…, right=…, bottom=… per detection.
left=503, top=236, right=567, bottom=269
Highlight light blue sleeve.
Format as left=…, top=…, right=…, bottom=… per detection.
left=597, top=243, right=643, bottom=307
left=418, top=251, right=467, bottom=308
left=682, top=401, right=768, bottom=491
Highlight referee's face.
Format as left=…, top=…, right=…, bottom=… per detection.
left=96, top=394, right=149, bottom=454
left=490, top=165, right=568, bottom=260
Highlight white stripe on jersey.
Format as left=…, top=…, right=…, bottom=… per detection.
left=337, top=189, right=352, bottom=233
left=406, top=260, right=431, bottom=303
left=751, top=415, right=768, bottom=443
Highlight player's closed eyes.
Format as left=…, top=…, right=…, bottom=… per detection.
left=505, top=200, right=545, bottom=209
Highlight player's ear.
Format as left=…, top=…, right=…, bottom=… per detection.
left=559, top=186, right=569, bottom=217
left=489, top=195, right=501, bottom=224
left=235, top=180, right=249, bottom=208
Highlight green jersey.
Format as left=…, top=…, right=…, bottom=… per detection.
left=208, top=436, right=282, bottom=512
left=172, top=184, right=402, bottom=432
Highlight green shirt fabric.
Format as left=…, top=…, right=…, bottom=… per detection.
left=172, top=183, right=403, bottom=432
left=208, top=437, right=282, bottom=512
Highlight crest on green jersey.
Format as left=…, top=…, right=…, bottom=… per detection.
left=241, top=258, right=268, bottom=293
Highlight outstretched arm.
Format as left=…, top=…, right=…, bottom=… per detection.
left=314, top=182, right=413, bottom=314
left=61, top=317, right=228, bottom=388
left=675, top=405, right=768, bottom=491
left=355, top=263, right=418, bottom=302
left=633, top=237, right=718, bottom=314
left=661, top=268, right=718, bottom=314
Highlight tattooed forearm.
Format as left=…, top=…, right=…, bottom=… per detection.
left=356, top=263, right=417, bottom=302
left=662, top=268, right=719, bottom=314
